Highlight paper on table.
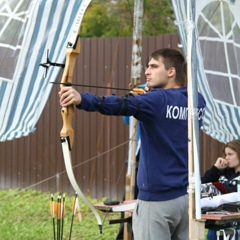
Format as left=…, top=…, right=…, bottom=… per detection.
left=111, top=202, right=136, bottom=212
left=201, top=192, right=239, bottom=209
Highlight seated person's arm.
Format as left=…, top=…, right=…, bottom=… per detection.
left=201, top=157, right=227, bottom=183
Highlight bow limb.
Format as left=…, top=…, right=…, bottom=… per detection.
left=61, top=139, right=103, bottom=233
left=60, top=37, right=102, bottom=234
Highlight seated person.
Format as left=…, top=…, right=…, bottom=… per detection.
left=201, top=139, right=240, bottom=240
left=201, top=139, right=240, bottom=195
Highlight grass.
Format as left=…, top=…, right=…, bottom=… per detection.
left=0, top=189, right=121, bottom=240
left=0, top=189, right=211, bottom=240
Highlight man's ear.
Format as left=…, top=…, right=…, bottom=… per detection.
left=168, top=67, right=176, bottom=77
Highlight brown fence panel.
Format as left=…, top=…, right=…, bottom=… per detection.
left=0, top=34, right=224, bottom=200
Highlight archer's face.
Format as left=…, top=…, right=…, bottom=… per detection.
left=145, top=57, right=169, bottom=89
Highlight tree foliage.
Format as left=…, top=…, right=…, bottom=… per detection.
left=80, top=0, right=177, bottom=37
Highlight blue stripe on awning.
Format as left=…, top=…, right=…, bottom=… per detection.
left=0, top=0, right=91, bottom=141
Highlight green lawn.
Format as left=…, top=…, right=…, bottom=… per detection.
left=0, top=189, right=211, bottom=239
left=0, top=189, right=121, bottom=240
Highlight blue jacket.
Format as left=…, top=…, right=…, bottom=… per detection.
left=77, top=87, right=206, bottom=201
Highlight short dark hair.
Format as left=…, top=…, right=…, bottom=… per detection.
left=150, top=48, right=187, bottom=86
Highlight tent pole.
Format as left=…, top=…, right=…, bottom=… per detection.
left=187, top=0, right=205, bottom=239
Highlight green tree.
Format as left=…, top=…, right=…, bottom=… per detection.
left=143, top=0, right=177, bottom=35
left=80, top=0, right=177, bottom=37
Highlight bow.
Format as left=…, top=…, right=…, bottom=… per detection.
left=59, top=2, right=102, bottom=234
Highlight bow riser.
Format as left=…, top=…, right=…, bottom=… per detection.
left=60, top=38, right=81, bottom=149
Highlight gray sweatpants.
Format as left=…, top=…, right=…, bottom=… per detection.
left=133, top=195, right=188, bottom=240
